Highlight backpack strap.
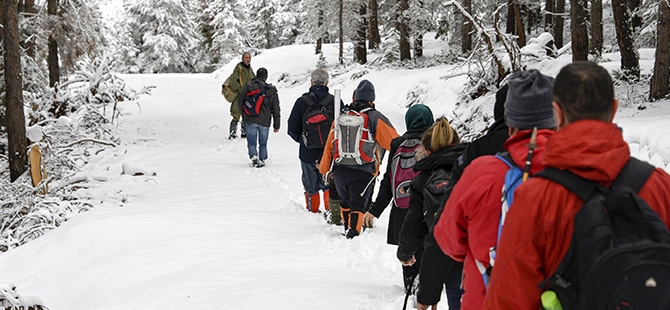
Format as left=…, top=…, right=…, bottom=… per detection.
left=535, top=157, right=655, bottom=201
left=494, top=151, right=514, bottom=169
left=611, top=157, right=655, bottom=193
left=301, top=93, right=333, bottom=107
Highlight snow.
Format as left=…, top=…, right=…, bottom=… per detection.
left=1, top=36, right=670, bottom=310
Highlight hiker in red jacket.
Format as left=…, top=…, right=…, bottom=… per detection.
left=483, top=62, right=670, bottom=309
left=433, top=69, right=556, bottom=310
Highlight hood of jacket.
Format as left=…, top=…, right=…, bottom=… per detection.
left=503, top=128, right=554, bottom=175
left=349, top=100, right=374, bottom=112
left=414, top=144, right=467, bottom=173
left=542, top=120, right=630, bottom=183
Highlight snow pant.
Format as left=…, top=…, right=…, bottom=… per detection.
left=332, top=167, right=375, bottom=234
left=417, top=239, right=464, bottom=309
left=245, top=122, right=269, bottom=160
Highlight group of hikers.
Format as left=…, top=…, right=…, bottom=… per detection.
left=222, top=53, right=670, bottom=310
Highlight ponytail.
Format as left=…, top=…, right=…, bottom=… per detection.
left=421, top=117, right=460, bottom=152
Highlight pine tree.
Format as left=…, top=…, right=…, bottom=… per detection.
left=248, top=0, right=277, bottom=48
left=274, top=0, right=302, bottom=46
left=207, top=0, right=251, bottom=66
left=125, top=0, right=204, bottom=73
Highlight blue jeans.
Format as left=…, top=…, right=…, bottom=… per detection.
left=245, top=122, right=270, bottom=160
left=301, top=160, right=328, bottom=194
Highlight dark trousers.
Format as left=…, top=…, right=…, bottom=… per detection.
left=332, top=167, right=375, bottom=214
left=417, top=241, right=464, bottom=309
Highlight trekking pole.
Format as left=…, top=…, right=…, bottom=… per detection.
left=402, top=264, right=420, bottom=310
left=522, top=127, right=538, bottom=182
left=326, top=89, right=342, bottom=182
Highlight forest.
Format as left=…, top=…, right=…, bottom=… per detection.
left=0, top=0, right=669, bottom=251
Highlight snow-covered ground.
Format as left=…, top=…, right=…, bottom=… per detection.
left=1, top=39, right=669, bottom=310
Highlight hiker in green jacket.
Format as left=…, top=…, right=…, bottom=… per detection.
left=222, top=52, right=255, bottom=139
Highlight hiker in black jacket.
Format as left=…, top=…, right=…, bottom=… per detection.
left=450, top=84, right=509, bottom=181
left=363, top=104, right=435, bottom=297
left=238, top=68, right=280, bottom=168
left=397, top=117, right=465, bottom=310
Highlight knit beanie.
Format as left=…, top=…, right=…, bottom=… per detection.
left=354, top=80, right=376, bottom=102
left=494, top=84, right=509, bottom=121
left=504, top=69, right=556, bottom=130
left=405, top=104, right=434, bottom=130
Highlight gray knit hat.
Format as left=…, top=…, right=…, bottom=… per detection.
left=504, top=69, right=556, bottom=130
left=354, top=80, right=376, bottom=102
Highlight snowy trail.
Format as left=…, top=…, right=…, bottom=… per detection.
left=0, top=72, right=409, bottom=310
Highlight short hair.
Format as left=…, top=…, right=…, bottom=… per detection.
left=421, top=117, right=460, bottom=153
left=552, top=61, right=615, bottom=122
left=242, top=52, right=251, bottom=59
left=311, top=69, right=329, bottom=86
left=257, top=67, right=268, bottom=80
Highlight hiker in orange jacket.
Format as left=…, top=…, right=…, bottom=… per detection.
left=319, top=80, right=399, bottom=239
left=483, top=62, right=670, bottom=309
left=433, top=69, right=556, bottom=310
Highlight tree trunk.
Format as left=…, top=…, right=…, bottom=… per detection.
left=339, top=0, right=343, bottom=64
left=354, top=2, right=367, bottom=64
left=611, top=0, right=640, bottom=78
left=590, top=0, right=603, bottom=57
left=513, top=1, right=526, bottom=46
left=316, top=9, right=323, bottom=54
left=368, top=0, right=381, bottom=49
left=545, top=0, right=554, bottom=32
left=506, top=0, right=515, bottom=34
left=48, top=0, right=60, bottom=87
left=414, top=35, right=423, bottom=58
left=20, top=0, right=36, bottom=57
left=650, top=0, right=670, bottom=100
left=3, top=0, right=28, bottom=182
left=461, top=0, right=472, bottom=53
left=397, top=0, right=410, bottom=60
left=570, top=0, right=589, bottom=61
left=554, top=0, right=565, bottom=48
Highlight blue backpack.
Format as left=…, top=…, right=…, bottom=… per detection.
left=478, top=151, right=525, bottom=287
left=243, top=83, right=268, bottom=117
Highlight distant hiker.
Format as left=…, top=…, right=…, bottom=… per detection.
left=396, top=117, right=466, bottom=310
left=287, top=69, right=339, bottom=215
left=484, top=62, right=670, bottom=309
left=319, top=80, right=399, bottom=239
left=222, top=52, right=255, bottom=139
left=238, top=67, right=280, bottom=168
left=433, top=69, right=557, bottom=310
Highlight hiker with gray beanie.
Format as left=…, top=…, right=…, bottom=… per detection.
left=432, top=69, right=556, bottom=310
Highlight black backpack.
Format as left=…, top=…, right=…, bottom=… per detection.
left=535, top=158, right=670, bottom=310
left=300, top=93, right=334, bottom=148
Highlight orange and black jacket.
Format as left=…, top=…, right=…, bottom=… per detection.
left=319, top=100, right=399, bottom=176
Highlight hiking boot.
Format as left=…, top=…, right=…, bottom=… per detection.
left=344, top=228, right=360, bottom=239
left=229, top=120, right=238, bottom=139
left=251, top=156, right=263, bottom=168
